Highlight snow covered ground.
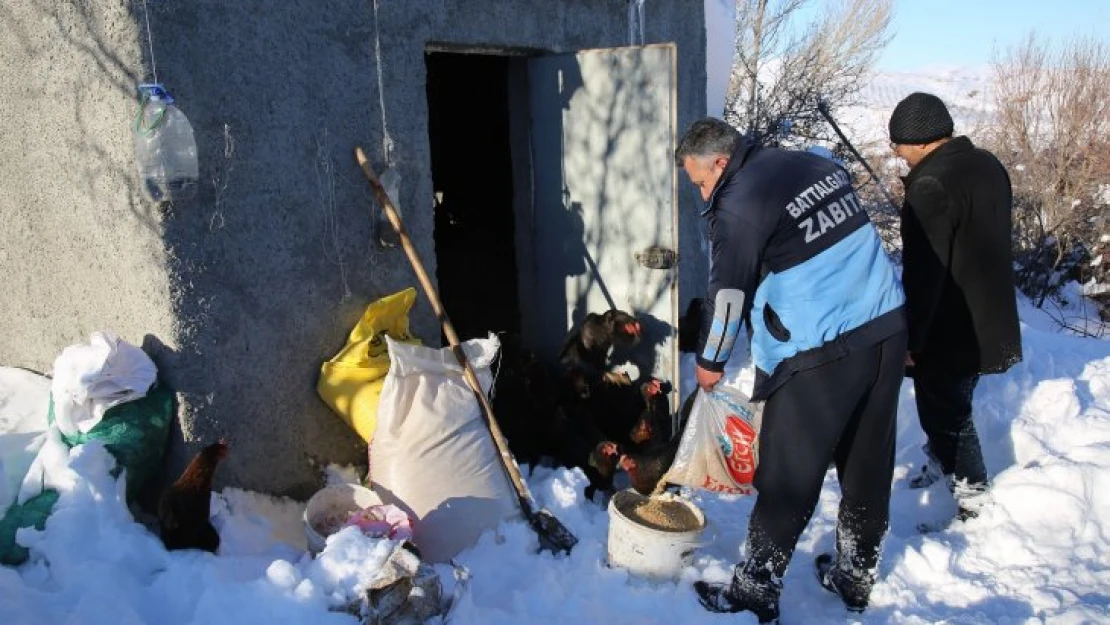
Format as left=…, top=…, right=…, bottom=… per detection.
left=2, top=290, right=1109, bottom=624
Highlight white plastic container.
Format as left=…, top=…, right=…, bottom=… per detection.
left=132, top=83, right=198, bottom=203
left=303, top=483, right=382, bottom=554
left=607, top=489, right=706, bottom=580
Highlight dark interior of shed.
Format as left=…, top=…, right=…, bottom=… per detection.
left=425, top=51, right=523, bottom=343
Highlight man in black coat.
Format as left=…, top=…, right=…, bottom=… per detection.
left=889, top=92, right=1023, bottom=524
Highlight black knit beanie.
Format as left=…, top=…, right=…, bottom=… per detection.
left=888, top=92, right=954, bottom=145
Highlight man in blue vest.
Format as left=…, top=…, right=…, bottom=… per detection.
left=680, top=118, right=907, bottom=622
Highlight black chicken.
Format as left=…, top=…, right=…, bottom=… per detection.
left=158, top=440, right=228, bottom=552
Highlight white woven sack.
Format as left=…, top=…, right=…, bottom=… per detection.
left=370, top=334, right=519, bottom=562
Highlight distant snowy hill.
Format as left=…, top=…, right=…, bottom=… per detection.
left=836, top=65, right=997, bottom=150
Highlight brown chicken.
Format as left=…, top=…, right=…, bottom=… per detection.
left=619, top=437, right=681, bottom=496
left=158, top=439, right=228, bottom=552
left=620, top=388, right=691, bottom=495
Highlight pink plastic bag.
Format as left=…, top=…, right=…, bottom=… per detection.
left=343, top=504, right=414, bottom=541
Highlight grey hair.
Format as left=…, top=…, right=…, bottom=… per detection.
left=675, top=117, right=741, bottom=166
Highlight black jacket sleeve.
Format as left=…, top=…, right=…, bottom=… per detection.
left=696, top=203, right=775, bottom=372
left=903, top=175, right=956, bottom=353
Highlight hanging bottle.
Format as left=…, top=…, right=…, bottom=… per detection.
left=132, top=83, right=198, bottom=203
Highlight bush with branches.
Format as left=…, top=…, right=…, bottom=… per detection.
left=724, top=0, right=893, bottom=146
left=988, top=35, right=1110, bottom=326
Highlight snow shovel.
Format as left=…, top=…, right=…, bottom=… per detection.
left=355, top=147, right=579, bottom=555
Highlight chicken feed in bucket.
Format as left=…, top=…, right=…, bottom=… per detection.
left=303, top=483, right=382, bottom=554
left=607, top=489, right=706, bottom=580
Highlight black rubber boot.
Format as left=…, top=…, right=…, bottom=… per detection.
left=694, top=562, right=781, bottom=623
left=907, top=445, right=945, bottom=489
left=815, top=553, right=872, bottom=613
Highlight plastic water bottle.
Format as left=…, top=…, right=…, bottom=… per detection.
left=132, top=84, right=198, bottom=203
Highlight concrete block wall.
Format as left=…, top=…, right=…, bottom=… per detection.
left=0, top=0, right=707, bottom=498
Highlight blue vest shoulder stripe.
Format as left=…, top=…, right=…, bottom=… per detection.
left=750, top=226, right=905, bottom=376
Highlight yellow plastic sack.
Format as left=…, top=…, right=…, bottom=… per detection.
left=317, top=288, right=422, bottom=442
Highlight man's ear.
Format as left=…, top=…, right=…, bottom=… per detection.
left=714, top=156, right=730, bottom=169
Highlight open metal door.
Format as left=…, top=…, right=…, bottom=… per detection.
left=528, top=44, right=679, bottom=399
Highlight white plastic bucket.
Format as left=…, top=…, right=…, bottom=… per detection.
left=303, top=483, right=382, bottom=554
left=607, top=489, right=706, bottom=580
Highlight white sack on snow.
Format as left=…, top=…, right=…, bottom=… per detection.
left=49, top=331, right=156, bottom=437
left=16, top=428, right=75, bottom=505
left=370, top=334, right=519, bottom=563
left=0, top=367, right=53, bottom=516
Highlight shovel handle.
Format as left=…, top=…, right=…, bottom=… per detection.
left=354, top=147, right=536, bottom=513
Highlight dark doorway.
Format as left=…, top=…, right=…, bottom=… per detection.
left=426, top=52, right=521, bottom=342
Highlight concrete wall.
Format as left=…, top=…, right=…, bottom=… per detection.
left=0, top=3, right=176, bottom=414
left=0, top=0, right=707, bottom=498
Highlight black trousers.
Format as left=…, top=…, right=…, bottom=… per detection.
left=913, top=371, right=988, bottom=487
left=743, top=330, right=907, bottom=579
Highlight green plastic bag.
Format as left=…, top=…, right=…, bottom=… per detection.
left=46, top=381, right=174, bottom=503
left=0, top=490, right=59, bottom=565
left=49, top=381, right=176, bottom=503
left=0, top=381, right=175, bottom=566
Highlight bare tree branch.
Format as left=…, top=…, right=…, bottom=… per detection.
left=725, top=0, right=893, bottom=145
